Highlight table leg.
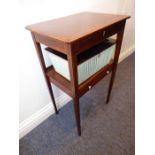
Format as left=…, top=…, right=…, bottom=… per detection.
left=31, top=32, right=58, bottom=114
left=67, top=47, right=81, bottom=136
left=106, top=22, right=126, bottom=104
left=73, top=96, right=81, bottom=136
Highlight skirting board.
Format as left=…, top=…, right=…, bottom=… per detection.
left=19, top=94, right=71, bottom=139
left=19, top=45, right=134, bottom=139
left=119, top=45, right=135, bottom=63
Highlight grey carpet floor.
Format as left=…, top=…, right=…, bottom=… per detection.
left=20, top=53, right=135, bottom=155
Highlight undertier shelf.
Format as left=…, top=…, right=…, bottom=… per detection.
left=46, top=38, right=115, bottom=97
left=46, top=61, right=113, bottom=97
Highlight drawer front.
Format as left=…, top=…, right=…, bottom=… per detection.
left=72, top=21, right=124, bottom=54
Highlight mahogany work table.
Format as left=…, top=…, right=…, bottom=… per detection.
left=26, top=12, right=130, bottom=136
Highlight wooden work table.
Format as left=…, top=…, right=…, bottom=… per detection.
left=26, top=12, right=130, bottom=136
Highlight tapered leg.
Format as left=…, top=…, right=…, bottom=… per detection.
left=106, top=21, right=126, bottom=104
left=31, top=32, right=58, bottom=113
left=106, top=67, right=117, bottom=103
left=46, top=76, right=58, bottom=114
left=67, top=44, right=81, bottom=136
left=73, top=97, right=81, bottom=136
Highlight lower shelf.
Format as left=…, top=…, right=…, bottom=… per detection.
left=46, top=61, right=113, bottom=98
left=46, top=66, right=72, bottom=96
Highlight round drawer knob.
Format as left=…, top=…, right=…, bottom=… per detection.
left=88, top=85, right=92, bottom=89
left=106, top=71, right=110, bottom=74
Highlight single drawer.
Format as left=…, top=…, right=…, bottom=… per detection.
left=72, top=21, right=124, bottom=54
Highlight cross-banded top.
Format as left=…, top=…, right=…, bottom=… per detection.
left=26, top=12, right=129, bottom=43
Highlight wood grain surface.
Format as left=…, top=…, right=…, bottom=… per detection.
left=26, top=12, right=129, bottom=43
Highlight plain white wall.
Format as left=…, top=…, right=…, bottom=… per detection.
left=117, top=0, right=135, bottom=52
left=19, top=0, right=134, bottom=123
